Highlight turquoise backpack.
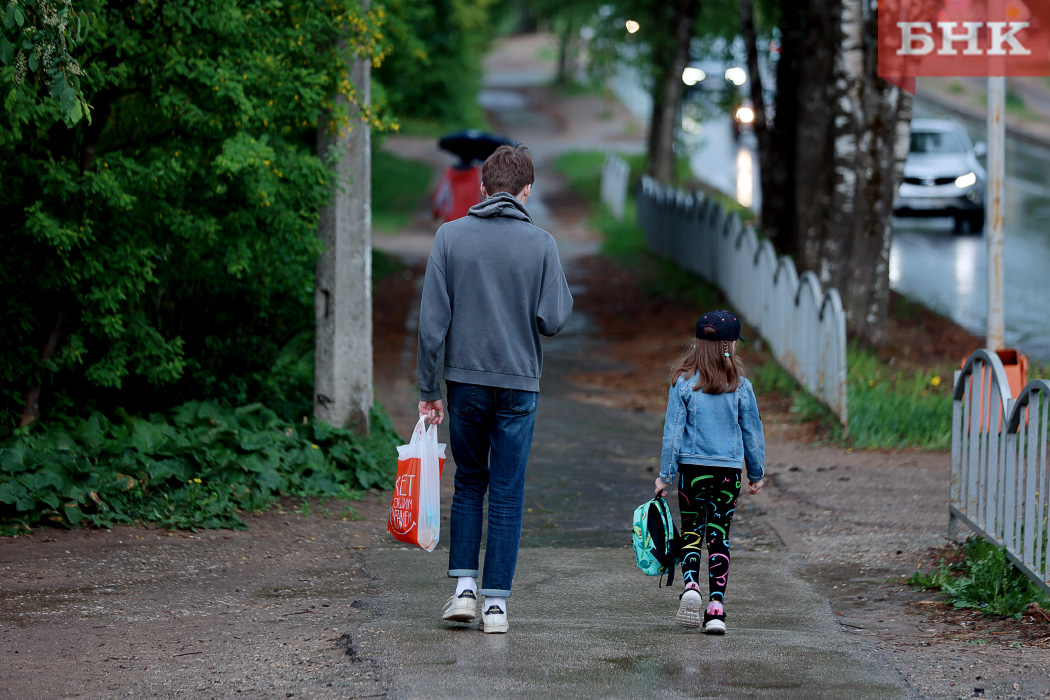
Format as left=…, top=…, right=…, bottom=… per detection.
left=631, top=496, right=682, bottom=587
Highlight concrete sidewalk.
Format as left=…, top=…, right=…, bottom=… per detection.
left=358, top=548, right=902, bottom=700
left=357, top=255, right=907, bottom=699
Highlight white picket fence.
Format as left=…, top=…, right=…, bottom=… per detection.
left=625, top=168, right=848, bottom=426
left=600, top=151, right=630, bottom=221
left=951, top=350, right=1050, bottom=597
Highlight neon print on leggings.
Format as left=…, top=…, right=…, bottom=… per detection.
left=677, top=465, right=741, bottom=602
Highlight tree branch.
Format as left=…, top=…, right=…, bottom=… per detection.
left=19, top=305, right=66, bottom=427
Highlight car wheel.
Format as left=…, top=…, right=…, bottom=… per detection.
left=968, top=210, right=985, bottom=233
left=953, top=215, right=971, bottom=235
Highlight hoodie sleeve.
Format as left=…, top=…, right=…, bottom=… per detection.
left=417, top=232, right=451, bottom=401
left=536, top=239, right=573, bottom=337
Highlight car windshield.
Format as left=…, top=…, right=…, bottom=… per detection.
left=910, top=131, right=967, bottom=154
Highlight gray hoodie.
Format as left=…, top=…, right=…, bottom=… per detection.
left=417, top=193, right=574, bottom=400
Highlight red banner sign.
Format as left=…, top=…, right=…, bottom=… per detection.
left=879, top=0, right=1050, bottom=89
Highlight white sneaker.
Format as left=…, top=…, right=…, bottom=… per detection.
left=442, top=590, right=477, bottom=623
left=675, top=589, right=703, bottom=628
left=478, top=604, right=509, bottom=634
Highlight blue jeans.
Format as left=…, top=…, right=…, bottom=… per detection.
left=445, top=380, right=538, bottom=597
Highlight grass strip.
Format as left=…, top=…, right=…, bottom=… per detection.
left=372, top=147, right=436, bottom=233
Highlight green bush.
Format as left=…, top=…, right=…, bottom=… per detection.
left=0, top=0, right=393, bottom=432
left=166, top=248, right=400, bottom=425
left=909, top=537, right=1050, bottom=618
left=0, top=401, right=401, bottom=534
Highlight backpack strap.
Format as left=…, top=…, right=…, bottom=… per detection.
left=664, top=521, right=684, bottom=587
left=651, top=498, right=683, bottom=588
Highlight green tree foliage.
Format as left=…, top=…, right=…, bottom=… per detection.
left=0, top=0, right=91, bottom=125
left=549, top=0, right=742, bottom=181
left=0, top=0, right=391, bottom=432
left=375, top=0, right=492, bottom=128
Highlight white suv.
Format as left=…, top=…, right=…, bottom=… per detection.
left=894, top=119, right=987, bottom=234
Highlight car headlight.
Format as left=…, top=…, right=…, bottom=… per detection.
left=724, top=67, right=747, bottom=86
left=955, top=171, right=977, bottom=188
left=682, top=67, right=705, bottom=86
left=735, top=106, right=755, bottom=124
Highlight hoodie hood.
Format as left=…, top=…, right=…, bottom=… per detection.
left=467, top=192, right=533, bottom=223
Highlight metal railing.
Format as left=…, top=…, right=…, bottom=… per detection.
left=629, top=172, right=849, bottom=425
left=951, top=350, right=1050, bottom=597
left=600, top=151, right=630, bottom=221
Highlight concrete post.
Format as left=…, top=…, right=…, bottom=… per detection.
left=314, top=46, right=372, bottom=434
left=986, top=75, right=1005, bottom=352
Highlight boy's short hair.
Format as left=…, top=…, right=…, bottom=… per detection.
left=482, top=145, right=535, bottom=196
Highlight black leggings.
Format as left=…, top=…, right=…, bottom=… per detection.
left=677, top=465, right=741, bottom=602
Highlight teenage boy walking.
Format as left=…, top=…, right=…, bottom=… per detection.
left=416, top=145, right=573, bottom=634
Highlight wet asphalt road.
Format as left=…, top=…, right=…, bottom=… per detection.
left=892, top=101, right=1050, bottom=360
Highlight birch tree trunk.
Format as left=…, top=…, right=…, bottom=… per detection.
left=793, top=0, right=911, bottom=348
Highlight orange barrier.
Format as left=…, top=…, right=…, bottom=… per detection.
left=963, top=349, right=1028, bottom=433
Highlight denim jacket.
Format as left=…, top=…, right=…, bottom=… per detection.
left=659, top=373, right=765, bottom=485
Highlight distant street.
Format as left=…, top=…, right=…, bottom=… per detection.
left=892, top=101, right=1050, bottom=360
left=610, top=70, right=1050, bottom=360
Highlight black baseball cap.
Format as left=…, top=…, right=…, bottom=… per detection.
left=695, top=309, right=744, bottom=342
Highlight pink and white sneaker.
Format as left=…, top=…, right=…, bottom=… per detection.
left=703, top=600, right=726, bottom=634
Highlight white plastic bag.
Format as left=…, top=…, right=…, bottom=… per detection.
left=386, top=417, right=446, bottom=552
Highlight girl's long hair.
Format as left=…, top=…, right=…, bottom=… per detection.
left=670, top=334, right=745, bottom=394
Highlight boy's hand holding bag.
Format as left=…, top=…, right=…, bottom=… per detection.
left=386, top=416, right=446, bottom=552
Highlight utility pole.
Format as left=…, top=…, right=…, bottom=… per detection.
left=986, top=76, right=1005, bottom=351
left=314, top=37, right=373, bottom=434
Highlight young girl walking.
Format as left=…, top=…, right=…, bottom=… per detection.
left=654, top=310, right=765, bottom=634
